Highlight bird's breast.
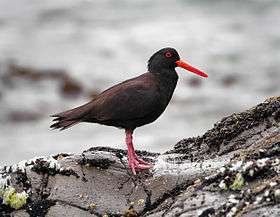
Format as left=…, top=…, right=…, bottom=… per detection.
left=156, top=74, right=178, bottom=108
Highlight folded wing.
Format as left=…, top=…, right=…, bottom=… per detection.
left=50, top=73, right=161, bottom=130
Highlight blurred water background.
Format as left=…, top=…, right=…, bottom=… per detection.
left=0, top=0, right=280, bottom=166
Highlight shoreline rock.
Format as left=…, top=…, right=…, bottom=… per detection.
left=1, top=63, right=83, bottom=97
left=1, top=96, right=280, bottom=216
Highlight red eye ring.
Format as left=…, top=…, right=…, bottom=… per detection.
left=165, top=52, right=172, bottom=58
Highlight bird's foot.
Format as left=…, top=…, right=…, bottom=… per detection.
left=128, top=158, right=153, bottom=175
left=134, top=154, right=153, bottom=166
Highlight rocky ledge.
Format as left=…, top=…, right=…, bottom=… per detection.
left=1, top=96, right=280, bottom=217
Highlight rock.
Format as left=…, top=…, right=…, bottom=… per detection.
left=221, top=75, right=238, bottom=87
left=59, top=77, right=83, bottom=98
left=169, top=96, right=280, bottom=161
left=2, top=63, right=66, bottom=83
left=11, top=210, right=30, bottom=217
left=46, top=203, right=97, bottom=217
left=1, top=63, right=84, bottom=97
left=185, top=77, right=202, bottom=88
left=1, top=96, right=280, bottom=216
left=7, top=111, right=42, bottom=122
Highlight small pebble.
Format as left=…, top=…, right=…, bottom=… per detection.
left=274, top=189, right=280, bottom=201
left=264, top=190, right=270, bottom=197
left=137, top=199, right=145, bottom=205
left=88, top=203, right=96, bottom=209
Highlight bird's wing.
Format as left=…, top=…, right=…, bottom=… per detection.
left=51, top=73, right=161, bottom=130
left=83, top=73, right=161, bottom=122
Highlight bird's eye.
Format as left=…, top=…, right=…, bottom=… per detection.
left=164, top=52, right=172, bottom=58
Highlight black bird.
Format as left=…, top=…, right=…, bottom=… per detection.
left=51, top=47, right=208, bottom=175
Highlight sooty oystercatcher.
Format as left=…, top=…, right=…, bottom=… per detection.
left=51, top=47, right=208, bottom=175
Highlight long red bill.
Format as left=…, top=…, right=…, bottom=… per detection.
left=176, top=60, right=208, bottom=78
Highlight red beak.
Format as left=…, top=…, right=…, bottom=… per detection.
left=176, top=60, right=208, bottom=78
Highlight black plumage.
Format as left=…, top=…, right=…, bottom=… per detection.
left=51, top=48, right=181, bottom=131
left=51, top=47, right=207, bottom=174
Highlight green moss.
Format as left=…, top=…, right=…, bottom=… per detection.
left=230, top=173, right=245, bottom=190
left=3, top=187, right=16, bottom=204
left=2, top=187, right=28, bottom=210
left=11, top=192, right=28, bottom=209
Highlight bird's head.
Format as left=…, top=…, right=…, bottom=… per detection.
left=148, top=47, right=208, bottom=78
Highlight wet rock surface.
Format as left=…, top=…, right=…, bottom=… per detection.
left=169, top=96, right=280, bottom=161
left=1, top=96, right=280, bottom=216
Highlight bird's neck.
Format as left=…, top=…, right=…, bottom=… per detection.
left=151, top=68, right=178, bottom=104
left=151, top=68, right=178, bottom=85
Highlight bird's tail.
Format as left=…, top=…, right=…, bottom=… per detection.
left=50, top=106, right=86, bottom=130
left=50, top=117, right=80, bottom=131
left=51, top=101, right=94, bottom=130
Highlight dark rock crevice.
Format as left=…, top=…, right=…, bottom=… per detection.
left=26, top=200, right=56, bottom=217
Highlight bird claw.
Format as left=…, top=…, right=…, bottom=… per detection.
left=125, top=130, right=153, bottom=175
left=134, top=155, right=153, bottom=166
left=128, top=159, right=154, bottom=175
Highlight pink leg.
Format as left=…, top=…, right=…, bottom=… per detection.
left=125, top=130, right=153, bottom=175
left=127, top=134, right=152, bottom=165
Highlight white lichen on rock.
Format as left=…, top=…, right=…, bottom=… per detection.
left=256, top=158, right=270, bottom=168
left=274, top=189, right=280, bottom=201
left=230, top=161, right=243, bottom=172
left=242, top=161, right=254, bottom=172
left=0, top=175, right=11, bottom=197
left=28, top=155, right=61, bottom=170
left=3, top=155, right=62, bottom=175
left=219, top=180, right=228, bottom=190
left=226, top=207, right=237, bottom=217
left=0, top=154, right=65, bottom=210
left=48, top=155, right=61, bottom=170
left=153, top=153, right=228, bottom=176
left=11, top=160, right=28, bottom=173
